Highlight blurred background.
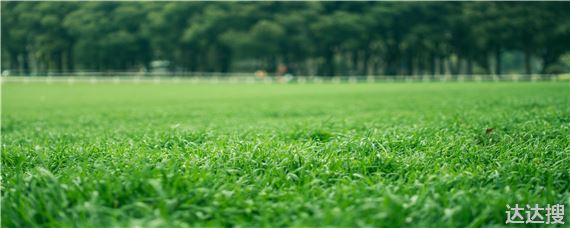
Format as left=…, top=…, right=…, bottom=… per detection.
left=1, top=2, right=570, bottom=77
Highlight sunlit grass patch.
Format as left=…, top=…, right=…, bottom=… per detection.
left=1, top=82, right=569, bottom=227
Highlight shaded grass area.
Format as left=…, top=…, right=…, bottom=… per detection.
left=2, top=82, right=569, bottom=227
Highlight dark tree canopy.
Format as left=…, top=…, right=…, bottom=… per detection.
left=2, top=2, right=570, bottom=76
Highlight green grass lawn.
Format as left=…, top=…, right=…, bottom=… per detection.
left=2, top=82, right=569, bottom=227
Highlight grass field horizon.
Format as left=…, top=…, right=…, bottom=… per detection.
left=2, top=81, right=569, bottom=227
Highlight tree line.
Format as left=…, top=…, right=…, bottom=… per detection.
left=2, top=2, right=570, bottom=76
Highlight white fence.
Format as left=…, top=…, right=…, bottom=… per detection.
left=1, top=74, right=568, bottom=85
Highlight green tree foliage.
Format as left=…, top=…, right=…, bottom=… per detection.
left=1, top=2, right=569, bottom=75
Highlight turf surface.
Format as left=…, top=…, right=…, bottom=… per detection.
left=2, top=82, right=569, bottom=227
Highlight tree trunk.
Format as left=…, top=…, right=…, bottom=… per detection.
left=478, top=53, right=491, bottom=75
left=9, top=51, right=19, bottom=72
left=220, top=47, right=231, bottom=73
left=541, top=52, right=558, bottom=74
left=466, top=58, right=473, bottom=75
left=22, top=50, right=30, bottom=75
left=325, top=49, right=335, bottom=76
left=66, top=45, right=74, bottom=72
left=56, top=51, right=64, bottom=73
left=373, top=59, right=380, bottom=75
left=450, top=56, right=462, bottom=77
left=384, top=44, right=399, bottom=76
left=495, top=49, right=502, bottom=75
left=439, top=57, right=445, bottom=75
left=190, top=53, right=197, bottom=72
left=429, top=54, right=436, bottom=77
left=415, top=57, right=419, bottom=76
left=406, top=54, right=414, bottom=76
left=524, top=48, right=532, bottom=75
left=385, top=57, right=397, bottom=76
left=362, top=50, right=370, bottom=76
left=351, top=50, right=358, bottom=76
